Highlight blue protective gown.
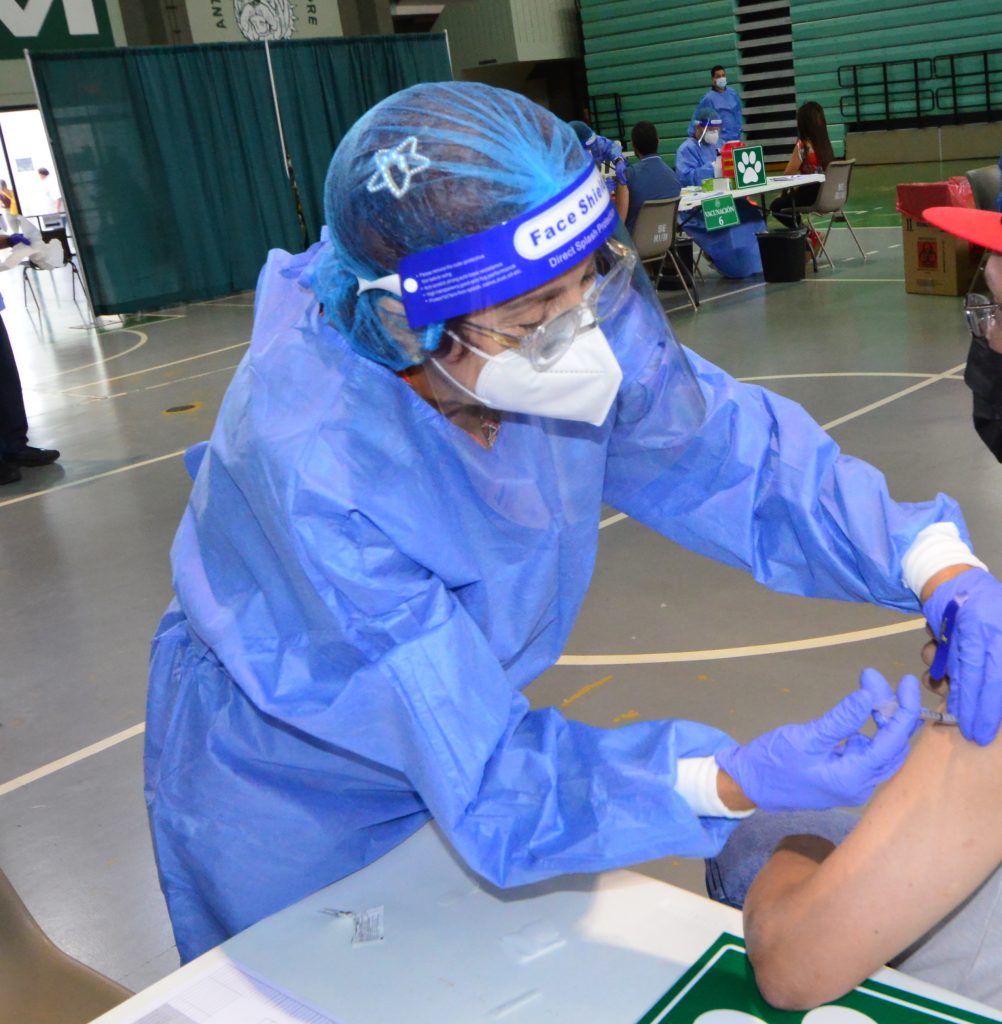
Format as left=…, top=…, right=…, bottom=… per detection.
left=676, top=137, right=765, bottom=278
left=146, top=242, right=966, bottom=962
left=689, top=87, right=744, bottom=143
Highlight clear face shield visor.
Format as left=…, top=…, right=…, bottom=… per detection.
left=451, top=238, right=636, bottom=369
left=357, top=164, right=705, bottom=449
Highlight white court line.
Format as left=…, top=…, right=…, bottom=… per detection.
left=741, top=371, right=939, bottom=381
left=0, top=449, right=187, bottom=509
left=822, top=363, right=964, bottom=430
left=60, top=341, right=249, bottom=392
left=666, top=281, right=765, bottom=313
left=864, top=250, right=879, bottom=255
left=807, top=278, right=905, bottom=283
left=888, top=243, right=901, bottom=248
left=33, top=329, right=149, bottom=382
left=0, top=723, right=145, bottom=797
left=142, top=363, right=240, bottom=392
left=557, top=618, right=924, bottom=666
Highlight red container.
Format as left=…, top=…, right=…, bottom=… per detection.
left=895, top=177, right=974, bottom=223
left=720, top=141, right=745, bottom=179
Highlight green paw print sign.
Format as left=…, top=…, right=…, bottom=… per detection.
left=734, top=146, right=767, bottom=189
left=635, top=934, right=997, bottom=1024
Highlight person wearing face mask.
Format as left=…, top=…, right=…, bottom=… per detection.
left=688, top=64, right=744, bottom=145
left=146, top=83, right=1002, bottom=964
left=700, top=207, right=1002, bottom=1013
left=676, top=108, right=764, bottom=278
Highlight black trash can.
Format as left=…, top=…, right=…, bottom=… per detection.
left=756, top=229, right=807, bottom=283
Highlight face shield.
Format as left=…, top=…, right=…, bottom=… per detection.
left=696, top=116, right=723, bottom=146
left=356, top=162, right=704, bottom=453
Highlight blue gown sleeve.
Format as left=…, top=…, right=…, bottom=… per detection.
left=603, top=340, right=969, bottom=612
left=226, top=453, right=741, bottom=889
left=676, top=140, right=715, bottom=188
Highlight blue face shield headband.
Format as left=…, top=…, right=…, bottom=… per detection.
left=356, top=163, right=617, bottom=329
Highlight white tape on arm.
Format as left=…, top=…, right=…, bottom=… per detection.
left=901, top=522, right=987, bottom=598
left=676, top=756, right=755, bottom=819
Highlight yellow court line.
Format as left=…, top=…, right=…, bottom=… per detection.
left=0, top=723, right=145, bottom=797
left=60, top=341, right=250, bottom=391
left=560, top=675, right=614, bottom=708
left=557, top=618, right=925, bottom=667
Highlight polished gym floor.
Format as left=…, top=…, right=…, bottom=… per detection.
left=2, top=211, right=998, bottom=993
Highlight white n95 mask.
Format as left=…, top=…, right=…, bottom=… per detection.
left=437, top=324, right=623, bottom=427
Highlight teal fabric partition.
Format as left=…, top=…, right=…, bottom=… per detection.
left=32, top=44, right=302, bottom=315
left=30, top=34, right=453, bottom=315
left=270, top=33, right=453, bottom=240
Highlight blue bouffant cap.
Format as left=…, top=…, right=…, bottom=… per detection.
left=309, top=81, right=591, bottom=370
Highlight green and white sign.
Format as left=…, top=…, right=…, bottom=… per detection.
left=0, top=0, right=115, bottom=60
left=636, top=933, right=998, bottom=1024
left=733, top=145, right=767, bottom=189
left=701, top=194, right=739, bottom=232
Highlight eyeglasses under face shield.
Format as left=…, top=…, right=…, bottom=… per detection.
left=455, top=239, right=638, bottom=369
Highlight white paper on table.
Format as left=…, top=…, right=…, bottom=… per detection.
left=108, top=958, right=343, bottom=1024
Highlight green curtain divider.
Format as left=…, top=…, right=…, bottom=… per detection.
left=32, top=43, right=302, bottom=315
left=269, top=33, right=452, bottom=242
left=30, top=33, right=452, bottom=315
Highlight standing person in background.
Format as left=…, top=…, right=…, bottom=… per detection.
left=690, top=65, right=743, bottom=144
left=37, top=167, right=64, bottom=229
left=0, top=230, right=60, bottom=484
left=623, top=120, right=680, bottom=235
left=770, top=101, right=834, bottom=249
left=0, top=179, right=18, bottom=232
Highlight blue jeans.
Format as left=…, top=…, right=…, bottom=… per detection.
left=705, top=810, right=859, bottom=909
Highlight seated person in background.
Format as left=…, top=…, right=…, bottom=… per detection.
left=569, top=120, right=630, bottom=224
left=623, top=120, right=680, bottom=235
left=706, top=208, right=1002, bottom=1013
left=676, top=108, right=764, bottom=279
left=770, top=101, right=833, bottom=233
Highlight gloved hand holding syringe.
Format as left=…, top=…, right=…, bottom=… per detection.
left=874, top=599, right=962, bottom=727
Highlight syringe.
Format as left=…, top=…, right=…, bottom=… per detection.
left=874, top=700, right=958, bottom=726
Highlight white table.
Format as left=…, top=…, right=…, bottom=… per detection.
left=89, top=823, right=1002, bottom=1024
left=678, top=173, right=825, bottom=213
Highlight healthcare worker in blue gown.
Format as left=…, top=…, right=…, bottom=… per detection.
left=688, top=65, right=744, bottom=145
left=676, top=107, right=764, bottom=278
left=146, top=81, right=1002, bottom=963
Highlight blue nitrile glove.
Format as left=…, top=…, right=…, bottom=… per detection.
left=7, top=233, right=29, bottom=247
left=715, top=671, right=920, bottom=812
left=923, top=567, right=1002, bottom=745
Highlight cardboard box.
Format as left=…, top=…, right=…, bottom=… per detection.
left=901, top=216, right=982, bottom=296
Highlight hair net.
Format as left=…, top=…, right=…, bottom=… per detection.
left=310, top=81, right=591, bottom=370
left=691, top=105, right=722, bottom=136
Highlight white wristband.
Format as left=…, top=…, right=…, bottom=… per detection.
left=901, top=522, right=987, bottom=599
left=676, top=756, right=755, bottom=819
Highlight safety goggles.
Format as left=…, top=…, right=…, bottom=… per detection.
left=456, top=240, right=638, bottom=369
left=965, top=293, right=1001, bottom=340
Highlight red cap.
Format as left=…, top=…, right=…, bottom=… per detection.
left=922, top=206, right=1002, bottom=253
